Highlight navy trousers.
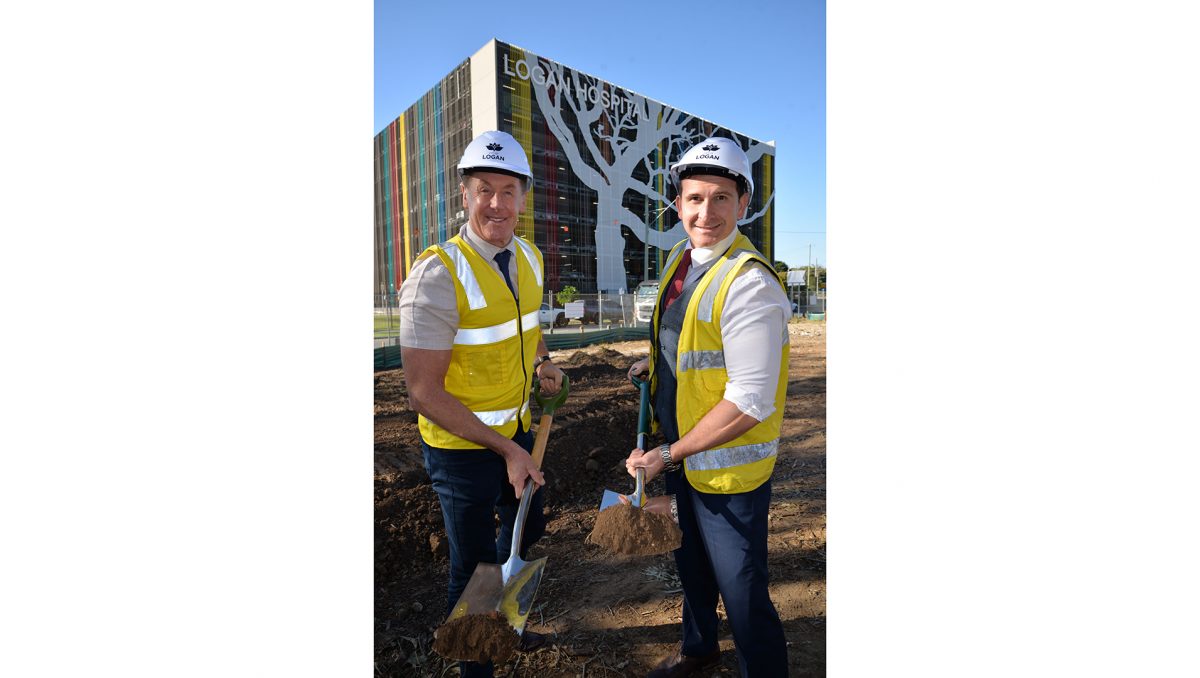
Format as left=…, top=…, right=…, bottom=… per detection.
left=421, top=426, right=545, bottom=678
left=671, top=473, right=788, bottom=676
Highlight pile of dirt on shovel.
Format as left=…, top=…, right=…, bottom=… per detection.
left=432, top=611, right=519, bottom=664
left=586, top=502, right=683, bottom=556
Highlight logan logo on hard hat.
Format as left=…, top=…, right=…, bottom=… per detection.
left=458, top=130, right=533, bottom=191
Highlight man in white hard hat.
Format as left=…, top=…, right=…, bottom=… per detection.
left=399, top=130, right=564, bottom=677
left=623, top=136, right=791, bottom=677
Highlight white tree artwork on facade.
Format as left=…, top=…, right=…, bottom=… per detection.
left=528, top=58, right=774, bottom=291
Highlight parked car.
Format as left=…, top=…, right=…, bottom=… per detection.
left=538, top=303, right=567, bottom=327
left=581, top=297, right=627, bottom=325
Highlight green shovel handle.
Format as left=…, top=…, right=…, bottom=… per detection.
left=532, top=372, right=570, bottom=415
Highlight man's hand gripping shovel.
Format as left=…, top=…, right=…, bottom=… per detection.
left=443, top=374, right=570, bottom=640
left=599, top=374, right=651, bottom=511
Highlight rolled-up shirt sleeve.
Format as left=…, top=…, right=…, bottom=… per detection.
left=719, top=265, right=792, bottom=421
left=397, top=255, right=459, bottom=350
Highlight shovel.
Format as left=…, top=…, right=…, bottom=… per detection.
left=444, top=373, right=571, bottom=638
left=599, top=374, right=651, bottom=511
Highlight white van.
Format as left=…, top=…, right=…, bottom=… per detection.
left=634, top=280, right=659, bottom=325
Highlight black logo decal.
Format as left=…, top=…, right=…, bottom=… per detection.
left=486, top=143, right=503, bottom=151
left=702, top=143, right=720, bottom=151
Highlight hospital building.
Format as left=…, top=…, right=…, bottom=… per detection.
left=373, top=39, right=776, bottom=296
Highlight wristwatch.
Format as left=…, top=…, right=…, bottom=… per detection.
left=533, top=354, right=553, bottom=374
left=659, top=443, right=681, bottom=472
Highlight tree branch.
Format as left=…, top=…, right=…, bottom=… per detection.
left=738, top=192, right=775, bottom=226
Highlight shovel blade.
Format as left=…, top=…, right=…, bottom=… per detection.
left=599, top=489, right=623, bottom=511
left=444, top=557, right=548, bottom=637
left=600, top=489, right=645, bottom=511
left=446, top=563, right=503, bottom=622
left=498, top=556, right=547, bottom=634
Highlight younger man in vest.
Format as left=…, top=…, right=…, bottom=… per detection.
left=399, top=130, right=563, bottom=678
left=625, top=137, right=792, bottom=677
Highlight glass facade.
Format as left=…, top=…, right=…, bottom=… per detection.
left=374, top=40, right=776, bottom=296
left=374, top=60, right=472, bottom=296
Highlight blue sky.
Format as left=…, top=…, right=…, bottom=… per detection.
left=374, top=0, right=826, bottom=270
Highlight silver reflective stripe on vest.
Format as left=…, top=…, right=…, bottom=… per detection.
left=514, top=237, right=542, bottom=287
left=685, top=438, right=779, bottom=471
left=697, top=249, right=758, bottom=323
left=453, top=319, right=518, bottom=345
left=678, top=350, right=726, bottom=373
left=521, top=310, right=539, bottom=332
left=454, top=310, right=539, bottom=345
left=443, top=241, right=488, bottom=310
left=474, top=399, right=530, bottom=426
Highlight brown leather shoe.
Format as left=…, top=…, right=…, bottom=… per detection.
left=646, top=647, right=721, bottom=678
left=517, top=629, right=551, bottom=652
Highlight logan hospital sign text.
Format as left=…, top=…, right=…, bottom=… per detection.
left=503, top=54, right=642, bottom=119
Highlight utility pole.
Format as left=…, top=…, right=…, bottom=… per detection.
left=642, top=199, right=650, bottom=282
left=815, top=256, right=820, bottom=313
left=807, top=244, right=812, bottom=315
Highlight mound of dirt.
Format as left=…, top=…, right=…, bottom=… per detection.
left=587, top=502, right=683, bottom=556
left=556, top=347, right=637, bottom=384
left=432, top=611, right=519, bottom=664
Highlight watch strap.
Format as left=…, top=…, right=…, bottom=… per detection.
left=659, top=444, right=681, bottom=472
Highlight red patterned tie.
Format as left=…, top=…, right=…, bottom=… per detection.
left=663, top=249, right=693, bottom=310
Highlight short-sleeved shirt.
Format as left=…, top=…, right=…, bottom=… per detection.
left=397, top=225, right=520, bottom=350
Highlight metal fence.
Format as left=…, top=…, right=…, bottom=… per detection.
left=374, top=291, right=650, bottom=348
left=786, top=288, right=828, bottom=319
left=376, top=287, right=825, bottom=347
left=374, top=291, right=653, bottom=370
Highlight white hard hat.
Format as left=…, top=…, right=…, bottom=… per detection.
left=457, top=130, right=533, bottom=191
left=669, top=136, right=754, bottom=202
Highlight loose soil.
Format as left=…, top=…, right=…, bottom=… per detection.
left=433, top=612, right=520, bottom=665
left=587, top=503, right=683, bottom=556
left=376, top=321, right=826, bottom=677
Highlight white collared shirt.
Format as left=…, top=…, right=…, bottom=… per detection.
left=677, top=229, right=792, bottom=422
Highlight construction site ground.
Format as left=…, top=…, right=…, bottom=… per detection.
left=375, top=320, right=826, bottom=677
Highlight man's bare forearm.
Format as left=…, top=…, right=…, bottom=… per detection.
left=669, top=399, right=761, bottom=461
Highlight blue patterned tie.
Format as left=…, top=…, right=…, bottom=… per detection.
left=493, top=249, right=516, bottom=298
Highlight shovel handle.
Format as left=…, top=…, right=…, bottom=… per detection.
left=510, top=424, right=548, bottom=564
left=532, top=372, right=570, bottom=416
left=629, top=375, right=651, bottom=508
left=528, top=373, right=568, bottom=471
left=530, top=413, right=552, bottom=470
left=631, top=374, right=650, bottom=441
left=511, top=375, right=569, bottom=564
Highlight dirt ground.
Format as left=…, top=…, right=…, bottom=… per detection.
left=375, top=321, right=826, bottom=677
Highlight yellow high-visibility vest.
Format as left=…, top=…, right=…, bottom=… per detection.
left=416, top=234, right=544, bottom=448
left=650, top=233, right=788, bottom=493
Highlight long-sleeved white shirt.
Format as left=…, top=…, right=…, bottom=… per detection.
left=677, top=229, right=792, bottom=422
